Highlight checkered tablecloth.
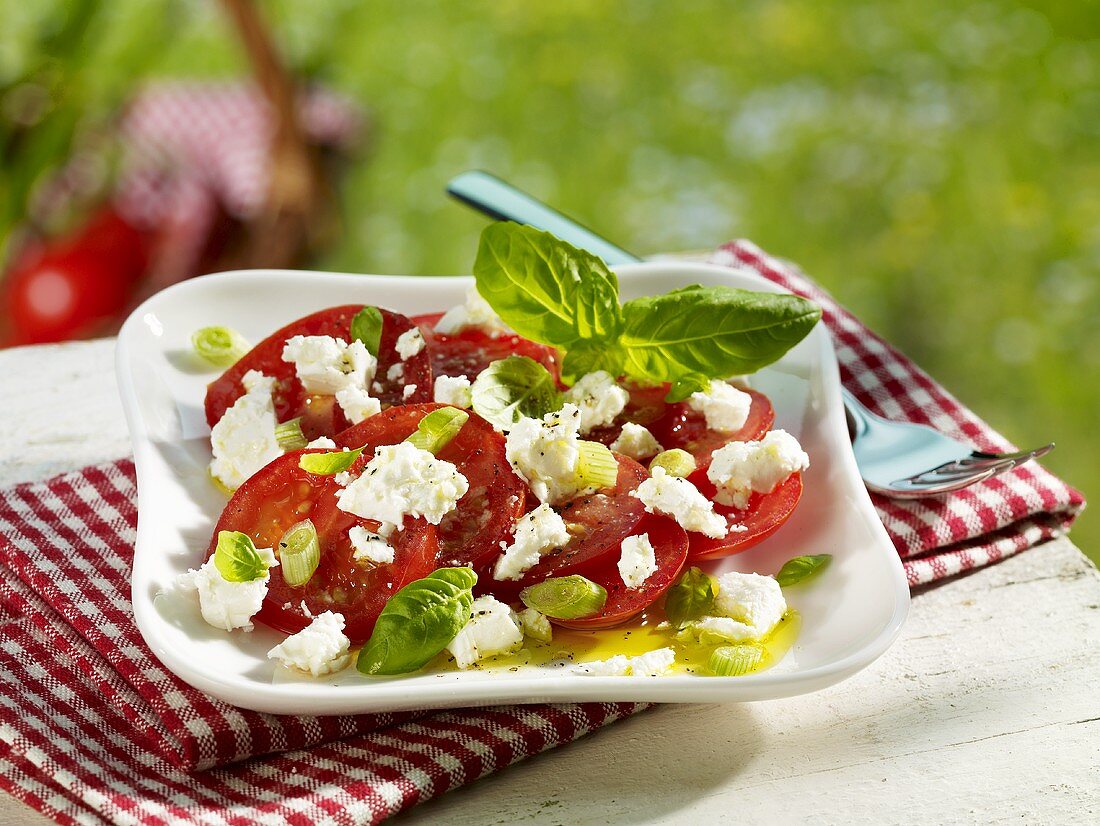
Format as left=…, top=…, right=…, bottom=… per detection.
left=0, top=241, right=1084, bottom=825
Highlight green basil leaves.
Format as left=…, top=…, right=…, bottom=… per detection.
left=357, top=567, right=478, bottom=676
left=664, top=566, right=719, bottom=629
left=775, top=554, right=832, bottom=587
left=213, top=530, right=272, bottom=582
left=351, top=306, right=384, bottom=356
left=470, top=355, right=563, bottom=430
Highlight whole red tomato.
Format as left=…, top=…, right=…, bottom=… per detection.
left=1, top=206, right=152, bottom=345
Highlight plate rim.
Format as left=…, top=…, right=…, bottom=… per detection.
left=117, top=262, right=910, bottom=714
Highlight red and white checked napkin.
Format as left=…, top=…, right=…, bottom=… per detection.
left=0, top=242, right=1084, bottom=825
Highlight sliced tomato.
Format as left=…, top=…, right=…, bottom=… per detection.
left=685, top=471, right=804, bottom=560
left=414, top=311, right=559, bottom=381
left=649, top=388, right=774, bottom=470
left=332, top=403, right=526, bottom=570
left=484, top=455, right=649, bottom=600
left=206, top=449, right=438, bottom=643
left=204, top=305, right=432, bottom=440
left=553, top=515, right=689, bottom=630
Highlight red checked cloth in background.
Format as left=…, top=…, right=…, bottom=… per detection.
left=0, top=242, right=1085, bottom=825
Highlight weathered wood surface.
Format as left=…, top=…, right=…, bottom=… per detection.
left=1, top=339, right=1095, bottom=826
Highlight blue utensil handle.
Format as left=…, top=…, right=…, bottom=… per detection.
left=446, top=170, right=642, bottom=266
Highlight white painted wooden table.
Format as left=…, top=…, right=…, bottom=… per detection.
left=1, top=339, right=1097, bottom=825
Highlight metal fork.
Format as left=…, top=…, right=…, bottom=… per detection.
left=445, top=170, right=1056, bottom=498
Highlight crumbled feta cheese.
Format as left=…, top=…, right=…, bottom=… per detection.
left=492, top=503, right=571, bottom=580
left=618, top=533, right=657, bottom=589
left=609, top=422, right=662, bottom=460
left=335, top=385, right=381, bottom=424
left=395, top=328, right=425, bottom=359
left=348, top=526, right=394, bottom=565
left=434, top=286, right=512, bottom=337
left=306, top=436, right=336, bottom=449
left=707, top=429, right=810, bottom=509
left=505, top=404, right=586, bottom=504
left=682, top=572, right=787, bottom=642
left=334, top=470, right=354, bottom=487
left=336, top=441, right=469, bottom=533
left=282, top=335, right=376, bottom=395
left=267, top=611, right=352, bottom=676
left=564, top=371, right=629, bottom=433
left=433, top=374, right=473, bottom=409
left=209, top=371, right=282, bottom=490
left=631, top=467, right=726, bottom=538
left=403, top=384, right=418, bottom=400
left=688, top=380, right=752, bottom=433
left=176, top=548, right=277, bottom=631
left=387, top=362, right=404, bottom=382
left=576, top=647, right=675, bottom=677
left=518, top=607, right=553, bottom=642
left=446, top=596, right=524, bottom=669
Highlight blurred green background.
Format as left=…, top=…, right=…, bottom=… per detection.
left=2, top=0, right=1096, bottom=559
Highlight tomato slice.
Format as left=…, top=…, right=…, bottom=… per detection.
left=206, top=449, right=438, bottom=643
left=484, top=455, right=649, bottom=600
left=553, top=515, right=689, bottom=630
left=685, top=471, right=804, bottom=560
left=649, top=388, right=774, bottom=470
left=332, top=403, right=527, bottom=570
left=205, top=305, right=432, bottom=440
left=413, top=311, right=559, bottom=381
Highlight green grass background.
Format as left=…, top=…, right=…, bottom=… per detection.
left=3, top=0, right=1096, bottom=560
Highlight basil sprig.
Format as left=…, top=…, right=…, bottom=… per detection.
left=213, top=530, right=271, bottom=582
left=664, top=566, right=719, bottom=629
left=775, top=554, right=832, bottom=587
left=351, top=306, right=384, bottom=356
left=357, top=567, right=478, bottom=676
left=470, top=355, right=563, bottom=430
left=473, top=223, right=821, bottom=393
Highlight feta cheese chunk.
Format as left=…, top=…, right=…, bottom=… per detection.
left=348, top=526, right=394, bottom=565
left=576, top=647, right=675, bottom=677
left=707, top=429, right=810, bottom=509
left=306, top=436, right=337, bottom=449
left=335, top=385, right=381, bottom=424
left=518, top=607, right=553, bottom=642
left=631, top=467, right=726, bottom=538
left=609, top=422, right=662, bottom=460
left=617, top=533, right=657, bottom=589
left=267, top=611, right=352, bottom=676
left=176, top=547, right=277, bottom=631
left=433, top=374, right=473, bottom=409
left=434, top=286, right=512, bottom=337
left=505, top=404, right=588, bottom=504
left=282, top=335, right=376, bottom=395
left=493, top=503, right=571, bottom=580
left=386, top=362, right=404, bottom=382
left=209, top=370, right=282, bottom=490
left=684, top=572, right=787, bottom=642
left=402, top=384, right=418, bottom=400
left=336, top=441, right=469, bottom=533
left=564, top=371, right=629, bottom=433
left=688, top=380, right=752, bottom=433
left=446, top=596, right=524, bottom=669
left=395, top=327, right=425, bottom=359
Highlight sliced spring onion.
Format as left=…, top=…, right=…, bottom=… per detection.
left=299, top=447, right=364, bottom=475
left=213, top=530, right=269, bottom=582
left=275, top=417, right=308, bottom=451
left=279, top=519, right=321, bottom=587
left=574, top=440, right=619, bottom=490
left=351, top=306, right=384, bottom=355
left=405, top=407, right=469, bottom=454
left=649, top=448, right=696, bottom=478
left=707, top=644, right=763, bottom=677
left=520, top=575, right=607, bottom=619
left=192, top=326, right=249, bottom=366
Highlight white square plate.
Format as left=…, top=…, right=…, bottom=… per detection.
left=117, top=262, right=909, bottom=715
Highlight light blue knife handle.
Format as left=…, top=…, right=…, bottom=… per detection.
left=446, top=170, right=642, bottom=266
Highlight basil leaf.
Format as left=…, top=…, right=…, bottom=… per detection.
left=665, top=373, right=710, bottom=403
left=471, top=355, right=564, bottom=430
left=775, top=554, right=832, bottom=587
left=664, top=566, right=719, bottom=629
left=559, top=340, right=625, bottom=386
left=299, top=447, right=364, bottom=475
left=213, top=530, right=270, bottom=582
left=474, top=222, right=623, bottom=350
left=619, top=285, right=822, bottom=385
left=358, top=567, right=478, bottom=676
left=351, top=306, right=384, bottom=355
